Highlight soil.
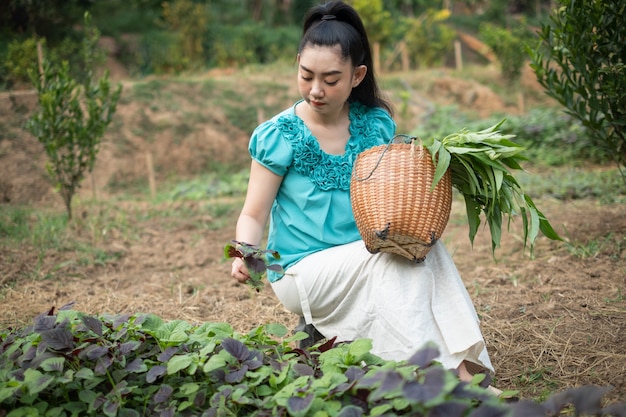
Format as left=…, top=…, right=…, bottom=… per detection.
left=0, top=63, right=624, bottom=403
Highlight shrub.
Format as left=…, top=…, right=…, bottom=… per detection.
left=412, top=106, right=606, bottom=167
left=403, top=9, right=456, bottom=69
left=528, top=0, right=626, bottom=169
left=207, top=22, right=299, bottom=68
left=4, top=38, right=41, bottom=89
left=480, top=21, right=534, bottom=81
left=480, top=108, right=605, bottom=167
left=161, top=0, right=208, bottom=70
left=25, top=14, right=122, bottom=221
left=136, top=30, right=187, bottom=75
left=351, top=0, right=392, bottom=44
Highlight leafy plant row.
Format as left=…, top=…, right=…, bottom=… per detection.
left=1, top=304, right=624, bottom=417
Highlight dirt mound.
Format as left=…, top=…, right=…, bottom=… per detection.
left=0, top=66, right=532, bottom=206
left=0, top=82, right=251, bottom=205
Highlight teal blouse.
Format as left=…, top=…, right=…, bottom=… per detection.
left=249, top=100, right=396, bottom=282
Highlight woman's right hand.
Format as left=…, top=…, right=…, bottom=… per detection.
left=232, top=160, right=283, bottom=285
left=231, top=257, right=251, bottom=284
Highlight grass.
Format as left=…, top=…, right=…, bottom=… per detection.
left=0, top=207, right=68, bottom=248
left=157, top=170, right=249, bottom=201
left=0, top=172, right=245, bottom=287
left=515, top=167, right=626, bottom=203
left=564, top=232, right=626, bottom=260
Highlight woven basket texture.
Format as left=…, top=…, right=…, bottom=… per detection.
left=350, top=142, right=452, bottom=262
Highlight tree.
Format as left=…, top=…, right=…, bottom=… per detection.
left=480, top=20, right=534, bottom=81
left=528, top=0, right=626, bottom=170
left=0, top=0, right=92, bottom=43
left=26, top=13, right=122, bottom=220
left=161, top=0, right=208, bottom=69
left=404, top=9, right=456, bottom=69
left=350, top=0, right=392, bottom=44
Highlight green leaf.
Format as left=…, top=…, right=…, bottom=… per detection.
left=347, top=339, right=373, bottom=364
left=118, top=408, right=141, bottom=417
left=487, top=205, right=503, bottom=252
left=177, top=400, right=194, bottom=412
left=463, top=195, right=481, bottom=246
left=198, top=341, right=217, bottom=357
left=370, top=403, right=393, bottom=416
left=6, top=407, right=40, bottom=417
left=538, top=216, right=563, bottom=242
left=179, top=382, right=200, bottom=396
left=23, top=369, right=54, bottom=396
left=43, top=406, right=65, bottom=417
left=430, top=146, right=450, bottom=189
left=255, top=384, right=274, bottom=397
left=74, top=368, right=95, bottom=380
left=263, top=323, right=288, bottom=338
left=203, top=353, right=228, bottom=373
left=167, top=355, right=194, bottom=374
left=40, top=356, right=65, bottom=373
left=78, top=389, right=98, bottom=408
left=194, top=321, right=234, bottom=338
left=0, top=383, right=20, bottom=403
left=155, top=320, right=191, bottom=344
left=138, top=313, right=165, bottom=332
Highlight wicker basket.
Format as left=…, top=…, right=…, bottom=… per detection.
left=350, top=138, right=452, bottom=262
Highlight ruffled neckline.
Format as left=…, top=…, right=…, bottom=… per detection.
left=274, top=102, right=381, bottom=191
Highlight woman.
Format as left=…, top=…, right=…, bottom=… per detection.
left=231, top=0, right=494, bottom=383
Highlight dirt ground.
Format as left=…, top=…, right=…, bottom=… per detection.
left=0, top=65, right=625, bottom=403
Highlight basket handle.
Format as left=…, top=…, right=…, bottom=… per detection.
left=353, top=134, right=422, bottom=181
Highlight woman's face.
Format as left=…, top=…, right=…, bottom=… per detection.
left=297, top=44, right=366, bottom=117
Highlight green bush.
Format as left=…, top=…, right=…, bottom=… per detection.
left=351, top=0, right=392, bottom=44
left=480, top=21, right=533, bottom=81
left=412, top=106, right=605, bottom=167
left=2, top=306, right=624, bottom=416
left=136, top=30, right=186, bottom=75
left=2, top=31, right=104, bottom=91
left=161, top=0, right=208, bottom=70
left=25, top=14, right=122, bottom=221
left=207, top=22, right=299, bottom=68
left=403, top=9, right=456, bottom=69
left=4, top=38, right=41, bottom=88
left=492, top=108, right=605, bottom=166
left=90, top=0, right=162, bottom=36
left=529, top=0, right=626, bottom=169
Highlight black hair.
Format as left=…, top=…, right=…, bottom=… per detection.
left=300, top=1, right=393, bottom=115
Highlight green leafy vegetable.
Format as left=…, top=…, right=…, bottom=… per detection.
left=423, top=120, right=562, bottom=254
left=2, top=306, right=624, bottom=415
left=224, top=240, right=284, bottom=292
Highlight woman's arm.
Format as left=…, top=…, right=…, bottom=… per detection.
left=231, top=160, right=283, bottom=283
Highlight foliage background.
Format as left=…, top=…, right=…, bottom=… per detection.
left=1, top=0, right=550, bottom=81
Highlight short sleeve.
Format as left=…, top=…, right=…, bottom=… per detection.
left=365, top=106, right=396, bottom=146
left=376, top=108, right=396, bottom=141
left=248, top=120, right=294, bottom=176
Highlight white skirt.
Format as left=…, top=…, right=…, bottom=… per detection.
left=270, top=240, right=494, bottom=374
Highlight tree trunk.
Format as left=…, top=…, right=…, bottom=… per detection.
left=251, top=0, right=263, bottom=22
left=373, top=42, right=380, bottom=75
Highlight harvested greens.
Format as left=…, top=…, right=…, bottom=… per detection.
left=424, top=120, right=561, bottom=254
